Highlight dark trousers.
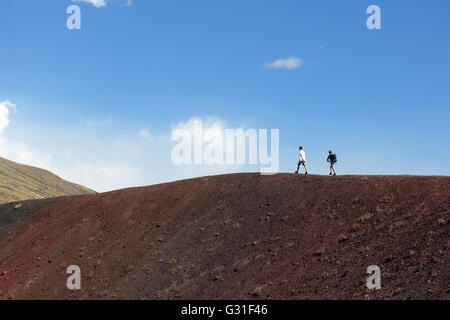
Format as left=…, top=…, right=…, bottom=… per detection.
left=296, top=160, right=306, bottom=172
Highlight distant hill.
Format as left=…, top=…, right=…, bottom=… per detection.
left=0, top=173, right=447, bottom=300
left=0, top=156, right=95, bottom=204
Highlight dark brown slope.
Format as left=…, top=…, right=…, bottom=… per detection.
left=0, top=156, right=95, bottom=204
left=0, top=173, right=448, bottom=300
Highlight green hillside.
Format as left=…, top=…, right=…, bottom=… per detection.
left=0, top=157, right=95, bottom=204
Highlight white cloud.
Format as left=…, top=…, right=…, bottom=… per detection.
left=263, top=56, right=304, bottom=70
left=138, top=129, right=152, bottom=140
left=0, top=101, right=53, bottom=170
left=0, top=101, right=16, bottom=135
left=73, top=0, right=107, bottom=8
left=171, top=117, right=227, bottom=136
left=72, top=0, right=133, bottom=8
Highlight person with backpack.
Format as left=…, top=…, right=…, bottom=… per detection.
left=295, top=146, right=308, bottom=175
left=327, top=150, right=337, bottom=176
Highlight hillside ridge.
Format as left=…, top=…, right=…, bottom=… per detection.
left=0, top=173, right=448, bottom=300
left=0, top=156, right=95, bottom=204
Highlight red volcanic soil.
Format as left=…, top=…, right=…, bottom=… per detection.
left=0, top=173, right=448, bottom=300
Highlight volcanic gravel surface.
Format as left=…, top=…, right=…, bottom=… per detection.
left=0, top=173, right=448, bottom=300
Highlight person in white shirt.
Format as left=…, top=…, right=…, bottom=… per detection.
left=295, top=146, right=308, bottom=174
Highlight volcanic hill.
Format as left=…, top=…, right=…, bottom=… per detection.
left=0, top=173, right=448, bottom=300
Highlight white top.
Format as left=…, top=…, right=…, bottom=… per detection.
left=299, top=149, right=306, bottom=162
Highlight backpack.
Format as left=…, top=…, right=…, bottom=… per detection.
left=330, top=154, right=337, bottom=163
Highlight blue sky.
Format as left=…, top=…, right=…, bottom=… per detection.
left=0, top=0, right=449, bottom=191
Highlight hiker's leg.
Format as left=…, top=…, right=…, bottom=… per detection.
left=296, top=161, right=300, bottom=173
left=304, top=162, right=308, bottom=173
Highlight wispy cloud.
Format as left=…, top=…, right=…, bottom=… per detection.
left=72, top=0, right=107, bottom=8
left=0, top=101, right=52, bottom=169
left=263, top=56, right=304, bottom=70
left=138, top=129, right=152, bottom=140
left=72, top=0, right=133, bottom=8
left=0, top=101, right=16, bottom=135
